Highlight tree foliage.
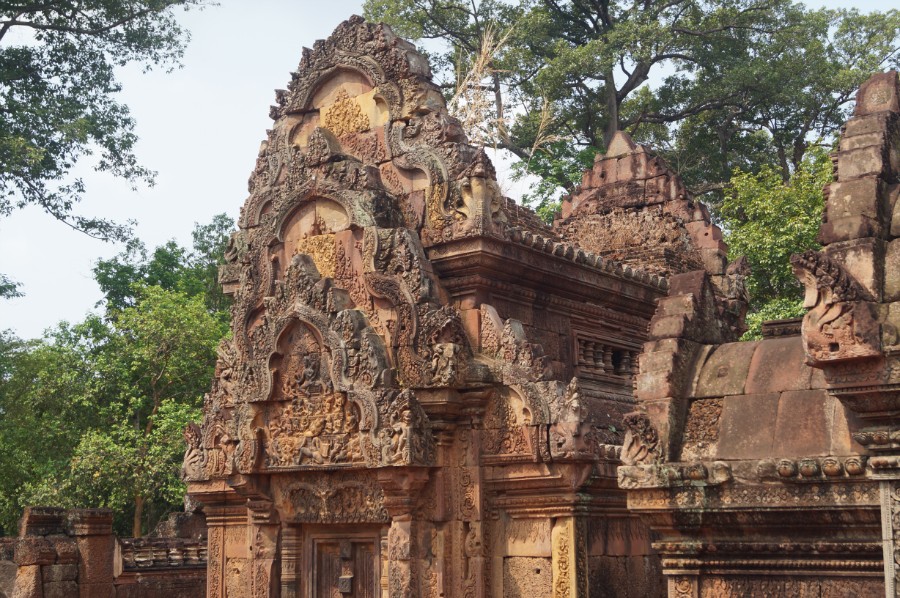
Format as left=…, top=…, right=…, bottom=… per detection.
left=0, top=0, right=207, bottom=241
left=719, top=145, right=831, bottom=339
left=364, top=0, right=900, bottom=212
left=0, top=215, right=231, bottom=536
left=93, top=212, right=234, bottom=318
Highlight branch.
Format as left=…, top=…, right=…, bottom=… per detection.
left=0, top=7, right=161, bottom=37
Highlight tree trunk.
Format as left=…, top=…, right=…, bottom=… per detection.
left=133, top=494, right=144, bottom=538
left=603, top=71, right=619, bottom=149
left=776, top=145, right=790, bottom=182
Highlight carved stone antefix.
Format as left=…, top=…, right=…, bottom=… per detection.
left=791, top=249, right=881, bottom=365
left=548, top=379, right=596, bottom=460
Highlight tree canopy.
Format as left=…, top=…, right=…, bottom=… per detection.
left=0, top=0, right=207, bottom=295
left=0, top=215, right=232, bottom=537
left=364, top=0, right=900, bottom=211
left=719, top=144, right=831, bottom=338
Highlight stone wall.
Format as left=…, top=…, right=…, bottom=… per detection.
left=2, top=507, right=206, bottom=598
left=618, top=71, right=900, bottom=597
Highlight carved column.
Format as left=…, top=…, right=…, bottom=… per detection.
left=205, top=502, right=250, bottom=598
left=280, top=525, right=301, bottom=598
left=247, top=499, right=280, bottom=598
left=551, top=516, right=588, bottom=598
left=378, top=467, right=431, bottom=598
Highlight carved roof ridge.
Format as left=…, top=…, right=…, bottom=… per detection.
left=503, top=225, right=669, bottom=291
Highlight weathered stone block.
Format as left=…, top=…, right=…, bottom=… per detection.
left=14, top=539, right=55, bottom=566
left=836, top=145, right=887, bottom=180
left=698, top=248, right=726, bottom=275
left=889, top=183, right=900, bottom=237
left=843, top=113, right=891, bottom=137
left=684, top=221, right=727, bottom=251
left=744, top=337, right=812, bottom=394
left=41, top=564, right=77, bottom=583
left=825, top=178, right=885, bottom=220
left=884, top=238, right=900, bottom=301
left=716, top=393, right=779, bottom=459
left=823, top=238, right=885, bottom=301
left=829, top=399, right=864, bottom=455
left=12, top=564, right=42, bottom=598
left=0, top=561, right=16, bottom=598
left=839, top=130, right=889, bottom=151
left=46, top=540, right=76, bottom=565
left=772, top=390, right=834, bottom=457
left=18, top=508, right=66, bottom=537
left=818, top=215, right=883, bottom=243
left=75, top=536, right=114, bottom=584
left=42, top=581, right=78, bottom=598
left=691, top=341, right=759, bottom=398
left=648, top=314, right=689, bottom=340
left=854, top=71, right=900, bottom=116
left=78, top=582, right=114, bottom=598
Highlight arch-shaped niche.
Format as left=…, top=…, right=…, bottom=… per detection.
left=291, top=69, right=390, bottom=150
left=272, top=197, right=350, bottom=280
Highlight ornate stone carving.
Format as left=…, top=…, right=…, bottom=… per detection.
left=378, top=390, right=435, bottom=466
left=276, top=472, right=389, bottom=524
left=620, top=412, right=661, bottom=466
left=265, top=392, right=363, bottom=468
left=791, top=249, right=881, bottom=364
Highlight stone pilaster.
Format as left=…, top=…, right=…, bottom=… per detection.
left=551, top=516, right=588, bottom=598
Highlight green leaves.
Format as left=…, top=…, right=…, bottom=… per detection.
left=719, top=144, right=831, bottom=340
left=0, top=1, right=205, bottom=243
left=93, top=213, right=234, bottom=316
left=0, top=214, right=230, bottom=535
left=365, top=0, right=900, bottom=214
left=0, top=285, right=224, bottom=536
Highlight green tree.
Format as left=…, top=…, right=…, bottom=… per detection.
left=719, top=145, right=832, bottom=339
left=365, top=1, right=900, bottom=212
left=0, top=0, right=207, bottom=240
left=16, top=287, right=226, bottom=536
left=0, top=324, right=103, bottom=533
left=93, top=213, right=234, bottom=318
left=0, top=273, right=21, bottom=298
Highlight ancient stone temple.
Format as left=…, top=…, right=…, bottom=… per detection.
left=179, top=13, right=900, bottom=598
left=181, top=15, right=748, bottom=597
left=619, top=71, right=900, bottom=596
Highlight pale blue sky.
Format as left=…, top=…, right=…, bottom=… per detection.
left=0, top=0, right=893, bottom=338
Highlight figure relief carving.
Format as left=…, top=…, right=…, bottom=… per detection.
left=265, top=391, right=363, bottom=468
left=790, top=250, right=881, bottom=364
left=620, top=412, right=661, bottom=466
left=181, top=422, right=205, bottom=482
left=428, top=342, right=460, bottom=386
left=202, top=405, right=237, bottom=478
left=379, top=390, right=435, bottom=466
left=483, top=391, right=531, bottom=457
left=549, top=379, right=595, bottom=459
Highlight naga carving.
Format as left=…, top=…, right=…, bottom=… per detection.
left=790, top=250, right=881, bottom=364
left=620, top=412, right=661, bottom=466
